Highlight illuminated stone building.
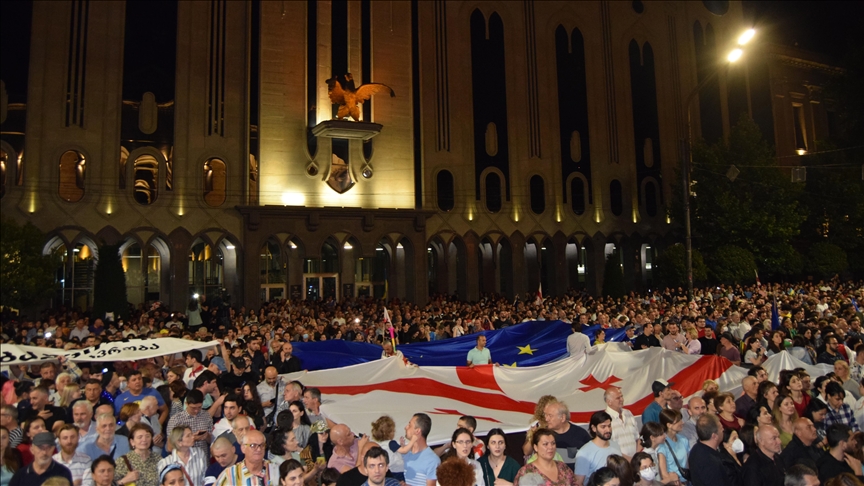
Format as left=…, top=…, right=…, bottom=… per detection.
left=0, top=1, right=840, bottom=311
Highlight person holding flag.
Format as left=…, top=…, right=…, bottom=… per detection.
left=466, top=335, right=497, bottom=368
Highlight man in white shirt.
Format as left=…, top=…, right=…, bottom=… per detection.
left=54, top=424, right=91, bottom=486
left=256, top=367, right=284, bottom=420
left=604, top=387, right=639, bottom=458
left=567, top=321, right=591, bottom=360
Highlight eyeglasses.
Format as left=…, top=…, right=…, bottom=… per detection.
left=244, top=443, right=266, bottom=450
left=454, top=440, right=473, bottom=446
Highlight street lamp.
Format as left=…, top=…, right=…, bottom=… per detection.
left=681, top=28, right=755, bottom=301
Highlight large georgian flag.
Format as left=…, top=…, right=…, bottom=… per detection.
left=281, top=344, right=830, bottom=444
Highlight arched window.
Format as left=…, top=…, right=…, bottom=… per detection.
left=645, top=181, right=658, bottom=217
left=570, top=178, right=586, bottom=215
left=530, top=175, right=545, bottom=215
left=58, top=150, right=86, bottom=202
left=203, top=158, right=227, bottom=207
left=485, top=172, right=502, bottom=213
left=133, top=155, right=159, bottom=205
left=610, top=180, right=623, bottom=216
left=437, top=170, right=455, bottom=211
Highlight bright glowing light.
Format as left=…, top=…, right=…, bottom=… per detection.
left=226, top=245, right=235, bottom=250
left=727, top=48, right=743, bottom=62
left=281, top=191, right=306, bottom=206
left=344, top=242, right=353, bottom=249
left=290, top=242, right=297, bottom=249
left=193, top=293, right=199, bottom=299
left=796, top=149, right=807, bottom=156
left=738, top=29, right=756, bottom=45
left=396, top=243, right=404, bottom=249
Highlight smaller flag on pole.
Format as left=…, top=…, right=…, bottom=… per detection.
left=771, top=296, right=781, bottom=331
left=755, top=270, right=761, bottom=287
left=852, top=298, right=860, bottom=313
left=383, top=307, right=396, bottom=350
left=535, top=282, right=543, bottom=305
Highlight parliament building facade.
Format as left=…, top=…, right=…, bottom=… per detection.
left=0, top=1, right=840, bottom=311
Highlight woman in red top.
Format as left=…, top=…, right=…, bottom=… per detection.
left=716, top=393, right=743, bottom=432
left=782, top=371, right=811, bottom=417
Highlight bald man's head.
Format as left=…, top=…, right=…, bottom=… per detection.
left=756, top=424, right=782, bottom=456
left=688, top=397, right=707, bottom=419
left=793, top=417, right=819, bottom=446
left=264, top=367, right=279, bottom=386
left=330, top=424, right=353, bottom=447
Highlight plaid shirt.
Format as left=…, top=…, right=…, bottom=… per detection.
left=166, top=408, right=214, bottom=455
left=54, top=451, right=92, bottom=484
left=825, top=402, right=860, bottom=431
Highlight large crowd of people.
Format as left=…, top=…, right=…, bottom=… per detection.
left=0, top=278, right=863, bottom=486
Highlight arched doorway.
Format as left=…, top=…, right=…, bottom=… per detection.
left=303, top=239, right=339, bottom=301
left=45, top=236, right=98, bottom=310
left=260, top=238, right=286, bottom=303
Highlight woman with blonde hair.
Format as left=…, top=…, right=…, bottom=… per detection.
left=58, top=384, right=81, bottom=410
left=370, top=415, right=404, bottom=481
left=772, top=394, right=799, bottom=448
left=521, top=395, right=558, bottom=457
left=157, top=426, right=207, bottom=486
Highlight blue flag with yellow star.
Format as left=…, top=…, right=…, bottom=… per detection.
left=291, top=320, right=572, bottom=370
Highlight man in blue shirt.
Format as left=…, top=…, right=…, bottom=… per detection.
left=114, top=370, right=167, bottom=422
left=642, top=380, right=673, bottom=425
left=402, top=413, right=440, bottom=486
left=466, top=335, right=492, bottom=367
left=77, top=412, right=130, bottom=458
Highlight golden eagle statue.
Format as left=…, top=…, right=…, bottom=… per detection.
left=326, top=73, right=395, bottom=121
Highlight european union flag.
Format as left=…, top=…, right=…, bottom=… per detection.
left=771, top=297, right=781, bottom=331
left=291, top=320, right=572, bottom=370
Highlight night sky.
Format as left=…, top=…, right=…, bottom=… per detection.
left=0, top=0, right=862, bottom=103
left=744, top=1, right=864, bottom=61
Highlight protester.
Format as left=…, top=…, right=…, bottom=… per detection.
left=575, top=412, right=622, bottom=485
left=158, top=426, right=208, bottom=486
left=53, top=424, right=90, bottom=486
left=402, top=414, right=440, bottom=486
left=604, top=387, right=639, bottom=458
left=477, top=428, right=519, bottom=486
left=8, top=432, right=73, bottom=486
left=513, top=428, right=577, bottom=486
left=114, top=423, right=160, bottom=486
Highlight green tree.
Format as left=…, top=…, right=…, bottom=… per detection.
left=0, top=218, right=56, bottom=310
left=92, top=243, right=129, bottom=321
left=654, top=243, right=708, bottom=289
left=806, top=242, right=849, bottom=278
left=602, top=252, right=626, bottom=298
left=672, top=117, right=807, bottom=278
left=708, top=245, right=758, bottom=285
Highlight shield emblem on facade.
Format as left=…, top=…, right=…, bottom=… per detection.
left=327, top=153, right=355, bottom=194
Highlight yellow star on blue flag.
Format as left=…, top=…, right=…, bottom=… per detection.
left=504, top=362, right=518, bottom=367
left=517, top=344, right=537, bottom=355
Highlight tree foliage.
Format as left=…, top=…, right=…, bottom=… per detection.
left=654, top=243, right=708, bottom=290
left=672, top=117, right=807, bottom=278
left=708, top=245, right=758, bottom=285
left=0, top=217, right=56, bottom=310
left=602, top=252, right=626, bottom=298
left=92, top=243, right=129, bottom=321
left=806, top=242, right=849, bottom=278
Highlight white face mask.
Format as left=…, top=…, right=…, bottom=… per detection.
left=731, top=438, right=745, bottom=454
left=639, top=468, right=657, bottom=482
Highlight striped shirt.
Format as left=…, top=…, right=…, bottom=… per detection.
left=213, top=460, right=280, bottom=486
left=157, top=448, right=209, bottom=486
left=54, top=451, right=92, bottom=484
left=8, top=427, right=23, bottom=448
left=606, top=406, right=640, bottom=458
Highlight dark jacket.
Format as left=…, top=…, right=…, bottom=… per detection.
left=741, top=448, right=784, bottom=486
left=689, top=442, right=740, bottom=486
left=780, top=435, right=823, bottom=471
